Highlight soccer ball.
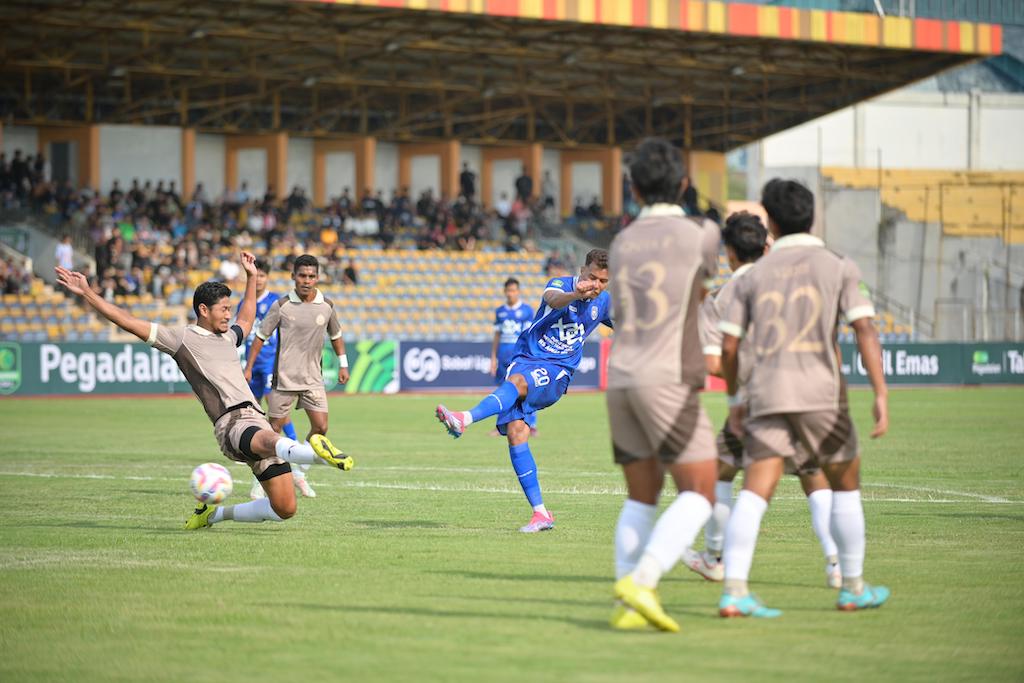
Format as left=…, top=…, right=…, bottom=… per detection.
left=190, top=462, right=233, bottom=505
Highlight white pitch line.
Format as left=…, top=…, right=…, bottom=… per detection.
left=0, top=470, right=1020, bottom=505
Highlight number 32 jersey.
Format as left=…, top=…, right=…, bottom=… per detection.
left=717, top=233, right=875, bottom=418
left=514, top=276, right=613, bottom=373
left=607, top=205, right=721, bottom=389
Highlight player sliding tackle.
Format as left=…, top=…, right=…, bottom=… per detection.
left=716, top=179, right=889, bottom=617
left=55, top=253, right=354, bottom=530
left=435, top=249, right=613, bottom=533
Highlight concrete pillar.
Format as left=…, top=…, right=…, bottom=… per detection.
left=686, top=150, right=728, bottom=212
left=37, top=125, right=100, bottom=189
left=314, top=137, right=377, bottom=206
left=181, top=128, right=196, bottom=198
left=968, top=89, right=982, bottom=170
left=398, top=141, right=462, bottom=199
left=559, top=146, right=623, bottom=217
left=225, top=133, right=290, bottom=196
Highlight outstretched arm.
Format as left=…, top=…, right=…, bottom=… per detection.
left=543, top=278, right=599, bottom=309
left=55, top=266, right=151, bottom=342
left=234, top=252, right=259, bottom=339
left=852, top=317, right=889, bottom=438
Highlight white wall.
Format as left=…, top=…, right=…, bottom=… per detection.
left=325, top=151, right=355, bottom=201
left=2, top=126, right=38, bottom=157
left=195, top=134, right=225, bottom=200
left=761, top=108, right=855, bottom=167
left=863, top=99, right=969, bottom=169
left=236, top=149, right=267, bottom=196
left=99, top=124, right=181, bottom=194
left=287, top=137, right=313, bottom=194
left=759, top=91, right=1024, bottom=171
left=491, top=159, right=519, bottom=206
left=461, top=144, right=482, bottom=181
left=375, top=142, right=398, bottom=194
left=979, top=99, right=1024, bottom=170
left=570, top=162, right=602, bottom=206
left=542, top=148, right=560, bottom=213
left=407, top=155, right=438, bottom=199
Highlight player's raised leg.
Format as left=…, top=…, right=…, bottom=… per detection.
left=799, top=469, right=841, bottom=588
left=436, top=374, right=527, bottom=439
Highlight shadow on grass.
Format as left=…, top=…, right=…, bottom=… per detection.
left=428, top=569, right=608, bottom=583
left=881, top=510, right=1024, bottom=523
left=352, top=520, right=446, bottom=529
left=278, top=601, right=610, bottom=632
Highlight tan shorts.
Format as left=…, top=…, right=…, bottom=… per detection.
left=607, top=385, right=716, bottom=466
left=717, top=419, right=820, bottom=476
left=744, top=409, right=858, bottom=472
left=213, top=407, right=288, bottom=477
left=266, top=386, right=329, bottom=418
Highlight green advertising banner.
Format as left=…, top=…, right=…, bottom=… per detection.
left=0, top=340, right=397, bottom=396
left=839, top=342, right=1024, bottom=385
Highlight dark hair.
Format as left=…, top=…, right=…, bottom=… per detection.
left=628, top=138, right=684, bottom=205
left=722, top=212, right=768, bottom=264
left=254, top=259, right=270, bottom=274
left=504, top=278, right=520, bottom=288
left=193, top=281, right=232, bottom=318
left=585, top=248, right=609, bottom=270
left=761, top=179, right=814, bottom=235
left=293, top=254, right=319, bottom=273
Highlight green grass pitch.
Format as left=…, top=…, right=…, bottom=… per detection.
left=1, top=388, right=1022, bottom=682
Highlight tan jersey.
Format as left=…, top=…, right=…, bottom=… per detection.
left=147, top=323, right=259, bottom=423
left=718, top=233, right=875, bottom=417
left=699, top=263, right=756, bottom=398
left=607, top=204, right=721, bottom=388
left=257, top=289, right=342, bottom=391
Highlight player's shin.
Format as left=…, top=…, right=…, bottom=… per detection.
left=705, top=480, right=734, bottom=558
left=830, top=490, right=866, bottom=593
left=210, top=498, right=284, bottom=524
left=807, top=488, right=840, bottom=561
left=633, top=492, right=712, bottom=588
left=509, top=443, right=547, bottom=515
left=468, top=381, right=521, bottom=425
left=615, top=499, right=658, bottom=579
left=721, top=490, right=769, bottom=596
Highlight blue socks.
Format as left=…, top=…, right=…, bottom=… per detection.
left=469, top=381, right=520, bottom=423
left=282, top=421, right=298, bottom=440
left=509, top=442, right=543, bottom=507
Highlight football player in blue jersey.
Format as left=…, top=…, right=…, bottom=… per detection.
left=489, top=278, right=536, bottom=436
left=436, top=249, right=613, bottom=532
left=238, top=260, right=311, bottom=500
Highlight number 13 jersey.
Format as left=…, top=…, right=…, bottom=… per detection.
left=607, top=204, right=721, bottom=389
left=717, top=232, right=875, bottom=418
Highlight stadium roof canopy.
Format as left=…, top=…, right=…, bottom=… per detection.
left=0, top=0, right=1004, bottom=151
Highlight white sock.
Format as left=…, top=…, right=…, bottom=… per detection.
left=532, top=503, right=550, bottom=517
left=831, top=490, right=866, bottom=590
left=292, top=466, right=308, bottom=482
left=807, top=488, right=839, bottom=559
left=614, top=499, right=658, bottom=579
left=462, top=411, right=474, bottom=426
left=274, top=437, right=319, bottom=465
left=705, top=480, right=734, bottom=557
left=633, top=491, right=712, bottom=588
left=722, top=490, right=769, bottom=594
left=212, top=497, right=284, bottom=524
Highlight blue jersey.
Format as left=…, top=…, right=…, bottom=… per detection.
left=494, top=302, right=534, bottom=346
left=513, top=276, right=612, bottom=372
left=238, top=291, right=280, bottom=373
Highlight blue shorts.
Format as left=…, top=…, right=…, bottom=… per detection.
left=496, top=357, right=571, bottom=435
left=248, top=369, right=274, bottom=401
left=494, top=344, right=517, bottom=384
